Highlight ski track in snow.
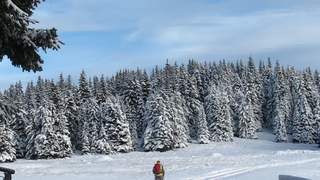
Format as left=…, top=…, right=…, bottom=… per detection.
left=190, top=158, right=320, bottom=180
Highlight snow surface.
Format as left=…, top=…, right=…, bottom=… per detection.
left=2, top=131, right=320, bottom=180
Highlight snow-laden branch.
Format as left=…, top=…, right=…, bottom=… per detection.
left=6, top=0, right=28, bottom=16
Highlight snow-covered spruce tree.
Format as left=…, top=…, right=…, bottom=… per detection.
left=213, top=61, right=241, bottom=134
left=120, top=75, right=145, bottom=149
left=77, top=97, right=99, bottom=153
left=168, top=91, right=190, bottom=148
left=94, top=124, right=111, bottom=154
left=64, top=75, right=79, bottom=150
left=12, top=108, right=27, bottom=159
left=50, top=81, right=72, bottom=156
left=6, top=81, right=28, bottom=159
left=160, top=62, right=190, bottom=148
left=205, top=84, right=233, bottom=142
left=301, top=69, right=320, bottom=141
left=0, top=125, right=16, bottom=162
left=302, top=68, right=319, bottom=110
left=24, top=82, right=37, bottom=154
left=0, top=94, right=18, bottom=161
left=96, top=75, right=110, bottom=104
left=92, top=76, right=100, bottom=100
left=237, top=91, right=257, bottom=139
left=313, top=102, right=320, bottom=144
left=178, top=64, right=209, bottom=144
left=261, top=59, right=274, bottom=128
left=0, top=0, right=62, bottom=71
left=227, top=68, right=244, bottom=134
left=75, top=70, right=99, bottom=153
left=272, top=63, right=291, bottom=142
left=291, top=76, right=317, bottom=144
left=245, top=58, right=263, bottom=131
left=194, top=103, right=210, bottom=144
left=292, top=94, right=316, bottom=143
left=25, top=83, right=71, bottom=159
left=138, top=69, right=151, bottom=103
left=273, top=107, right=288, bottom=142
left=187, top=60, right=205, bottom=102
left=163, top=61, right=179, bottom=92
left=100, top=96, right=133, bottom=153
left=314, top=70, right=320, bottom=93
left=143, top=90, right=175, bottom=151
left=35, top=76, right=45, bottom=107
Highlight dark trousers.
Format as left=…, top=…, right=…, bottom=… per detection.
left=155, top=176, right=164, bottom=180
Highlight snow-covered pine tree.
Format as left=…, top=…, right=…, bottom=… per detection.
left=168, top=91, right=190, bottom=148
left=312, top=101, right=320, bottom=144
left=62, top=76, right=78, bottom=151
left=92, top=76, right=100, bottom=100
left=75, top=70, right=99, bottom=153
left=237, top=91, right=257, bottom=139
left=187, top=60, right=205, bottom=102
left=301, top=69, right=320, bottom=141
left=314, top=70, right=320, bottom=93
left=272, top=65, right=291, bottom=142
left=96, top=75, right=109, bottom=104
left=78, top=70, right=91, bottom=100
left=0, top=125, right=16, bottom=162
left=302, top=68, right=320, bottom=112
left=226, top=67, right=244, bottom=134
left=25, top=83, right=71, bottom=159
left=0, top=92, right=19, bottom=161
left=77, top=97, right=99, bottom=153
left=94, top=123, right=111, bottom=154
left=178, top=64, right=209, bottom=143
left=139, top=69, right=151, bottom=103
left=261, top=59, right=274, bottom=128
left=292, top=93, right=316, bottom=144
left=205, top=84, right=233, bottom=142
left=194, top=103, right=210, bottom=144
left=58, top=73, right=66, bottom=91
left=273, top=107, right=288, bottom=142
left=6, top=81, right=28, bottom=159
left=143, top=90, right=174, bottom=151
left=51, top=81, right=72, bottom=157
left=163, top=61, right=178, bottom=92
left=35, top=76, right=45, bottom=107
left=120, top=75, right=145, bottom=149
left=78, top=98, right=100, bottom=153
left=292, top=75, right=317, bottom=144
left=100, top=96, right=133, bottom=153
left=245, top=57, right=263, bottom=131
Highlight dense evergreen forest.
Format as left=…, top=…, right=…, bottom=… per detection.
left=0, top=58, right=320, bottom=163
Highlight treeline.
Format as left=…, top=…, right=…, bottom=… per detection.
left=0, top=58, right=320, bottom=162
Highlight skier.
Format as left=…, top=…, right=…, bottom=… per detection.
left=153, top=160, right=165, bottom=180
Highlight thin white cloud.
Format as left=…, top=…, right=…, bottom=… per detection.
left=143, top=9, right=320, bottom=59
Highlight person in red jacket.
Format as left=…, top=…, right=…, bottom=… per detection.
left=153, top=160, right=165, bottom=180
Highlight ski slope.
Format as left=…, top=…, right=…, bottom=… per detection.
left=2, top=131, right=319, bottom=180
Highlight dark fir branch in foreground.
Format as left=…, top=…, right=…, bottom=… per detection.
left=1, top=58, right=320, bottom=163
left=0, top=0, right=62, bottom=72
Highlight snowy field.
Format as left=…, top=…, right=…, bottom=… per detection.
left=2, top=131, right=320, bottom=180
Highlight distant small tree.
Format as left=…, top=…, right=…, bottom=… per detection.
left=0, top=0, right=62, bottom=71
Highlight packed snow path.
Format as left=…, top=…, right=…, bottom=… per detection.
left=2, top=131, right=319, bottom=180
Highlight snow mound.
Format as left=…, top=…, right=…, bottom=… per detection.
left=211, top=153, right=223, bottom=158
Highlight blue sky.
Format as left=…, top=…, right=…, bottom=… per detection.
left=1, top=0, right=320, bottom=90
